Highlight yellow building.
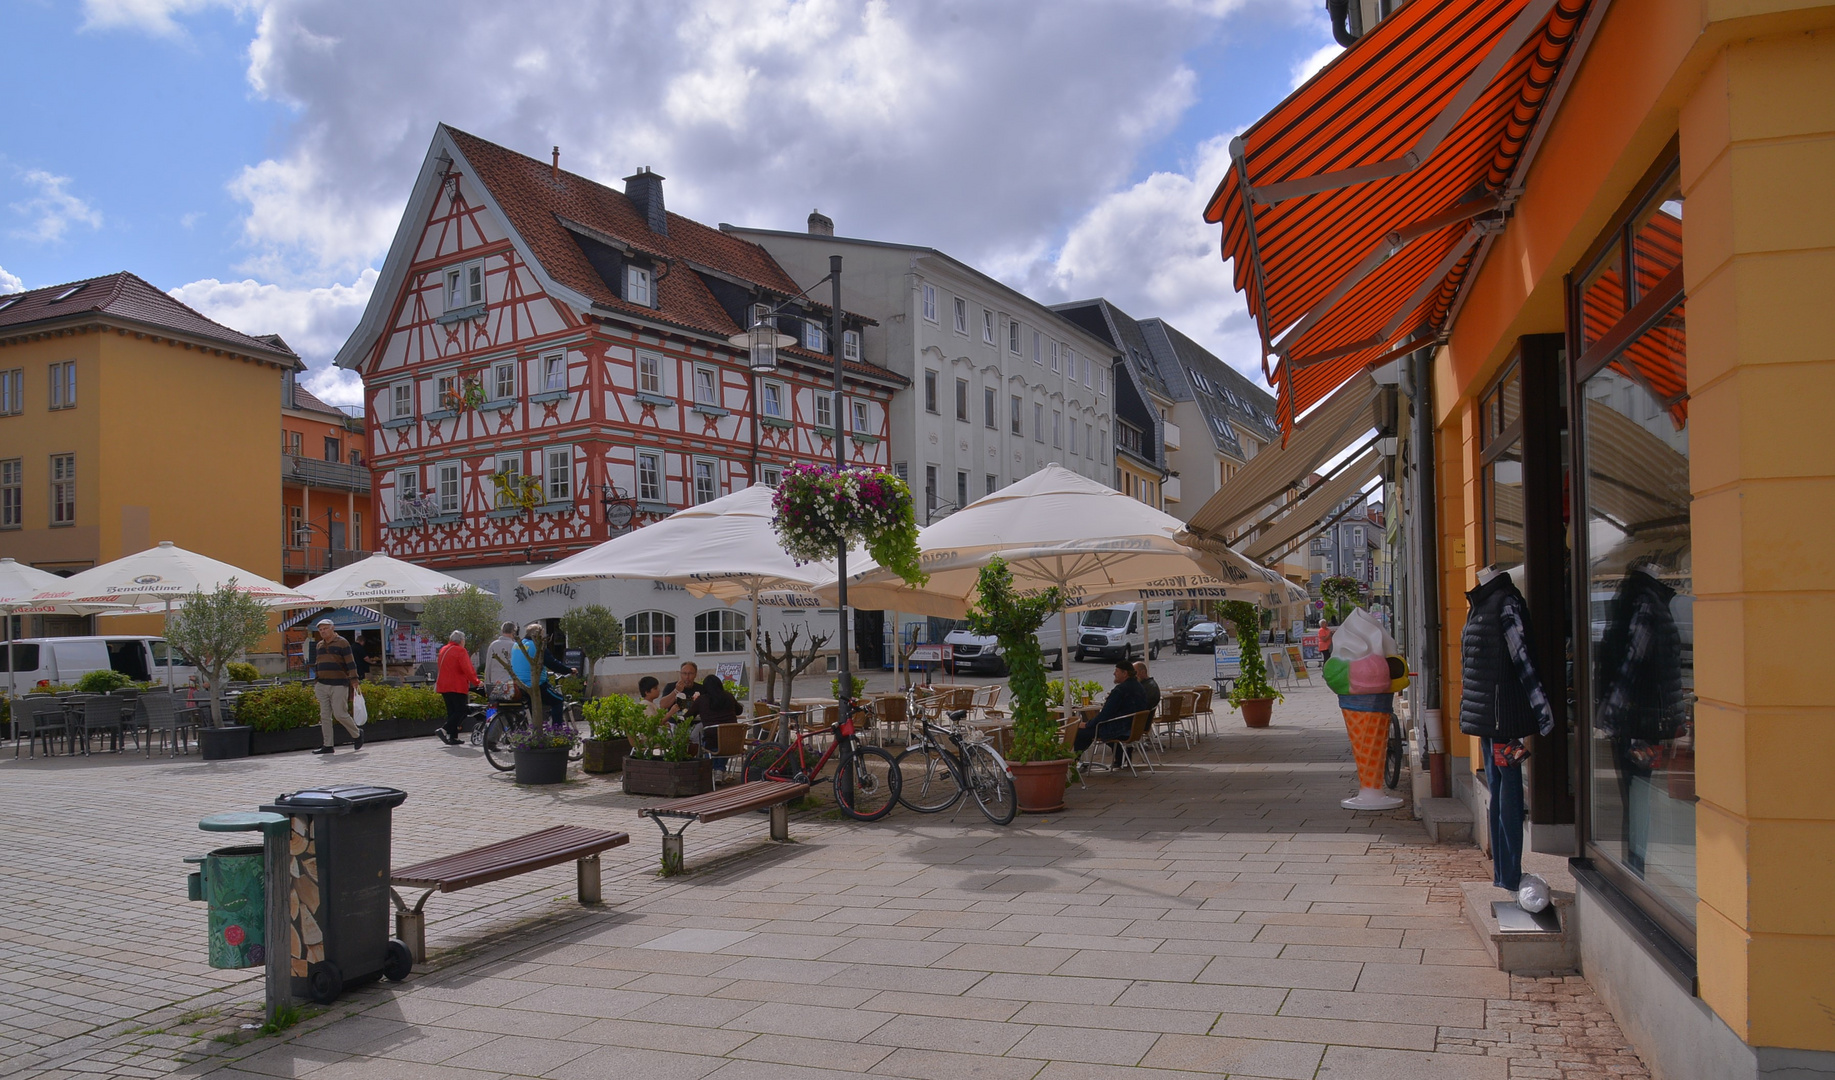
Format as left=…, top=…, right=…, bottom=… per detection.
left=0, top=273, right=296, bottom=633
left=1200, top=0, right=1835, bottom=1075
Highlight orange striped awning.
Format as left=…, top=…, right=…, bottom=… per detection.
left=1205, top=0, right=1595, bottom=438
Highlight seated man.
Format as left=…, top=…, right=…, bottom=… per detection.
left=661, top=661, right=700, bottom=714
left=1134, top=660, right=1161, bottom=715
left=1073, top=661, right=1151, bottom=761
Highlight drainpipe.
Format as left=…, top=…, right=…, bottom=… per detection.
left=1411, top=347, right=1447, bottom=797
left=1326, top=0, right=1360, bottom=48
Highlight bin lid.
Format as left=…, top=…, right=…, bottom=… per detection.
left=199, top=811, right=288, bottom=834
left=261, top=784, right=407, bottom=814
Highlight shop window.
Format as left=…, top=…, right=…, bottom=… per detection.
left=1570, top=153, right=1696, bottom=944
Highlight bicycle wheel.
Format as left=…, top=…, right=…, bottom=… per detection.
left=743, top=743, right=792, bottom=782
left=963, top=743, right=1018, bottom=826
left=834, top=743, right=900, bottom=821
left=481, top=714, right=515, bottom=772
left=1383, top=714, right=1403, bottom=790
left=561, top=704, right=586, bottom=762
left=895, top=744, right=964, bottom=813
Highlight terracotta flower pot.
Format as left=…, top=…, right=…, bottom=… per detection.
left=1238, top=698, right=1274, bottom=728
left=1010, top=759, right=1072, bottom=814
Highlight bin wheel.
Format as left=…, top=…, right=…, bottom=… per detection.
left=383, top=939, right=413, bottom=983
left=306, top=961, right=344, bottom=1004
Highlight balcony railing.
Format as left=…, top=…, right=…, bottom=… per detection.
left=1162, top=475, right=1181, bottom=502
left=1161, top=420, right=1181, bottom=451
left=284, top=452, right=371, bottom=494
left=284, top=546, right=373, bottom=576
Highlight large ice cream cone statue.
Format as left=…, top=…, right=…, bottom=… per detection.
left=1327, top=608, right=1405, bottom=811
left=1340, top=708, right=1402, bottom=810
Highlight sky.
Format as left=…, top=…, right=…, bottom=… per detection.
left=1, top=0, right=1341, bottom=406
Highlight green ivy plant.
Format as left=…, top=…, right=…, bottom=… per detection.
left=1217, top=600, right=1284, bottom=709
left=965, top=557, right=1067, bottom=764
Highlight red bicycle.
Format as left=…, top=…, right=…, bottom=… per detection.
left=742, top=702, right=902, bottom=821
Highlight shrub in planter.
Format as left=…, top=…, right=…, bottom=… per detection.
left=965, top=557, right=1068, bottom=813
left=621, top=705, right=710, bottom=796
left=374, top=685, right=444, bottom=723
left=236, top=684, right=320, bottom=733
left=581, top=694, right=647, bottom=773
left=1217, top=600, right=1283, bottom=726
left=73, top=669, right=133, bottom=694
left=226, top=661, right=261, bottom=683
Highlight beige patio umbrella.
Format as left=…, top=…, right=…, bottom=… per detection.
left=28, top=541, right=314, bottom=692
left=291, top=552, right=475, bottom=605
left=0, top=558, right=137, bottom=697
left=818, top=465, right=1290, bottom=674
left=517, top=484, right=848, bottom=682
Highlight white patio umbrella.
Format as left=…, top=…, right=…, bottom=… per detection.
left=292, top=552, right=475, bottom=605
left=0, top=558, right=137, bottom=698
left=516, top=485, right=848, bottom=681
left=821, top=465, right=1291, bottom=674
left=28, top=541, right=314, bottom=691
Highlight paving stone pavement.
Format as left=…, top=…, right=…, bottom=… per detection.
left=1, top=661, right=1652, bottom=1080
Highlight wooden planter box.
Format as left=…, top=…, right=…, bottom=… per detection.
left=582, top=737, right=630, bottom=774
left=623, top=756, right=714, bottom=797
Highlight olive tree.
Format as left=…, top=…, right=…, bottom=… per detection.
left=419, top=585, right=503, bottom=665
left=559, top=605, right=622, bottom=693
left=165, top=582, right=272, bottom=726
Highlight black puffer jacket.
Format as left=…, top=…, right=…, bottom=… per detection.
left=1594, top=569, right=1686, bottom=743
left=1459, top=573, right=1548, bottom=741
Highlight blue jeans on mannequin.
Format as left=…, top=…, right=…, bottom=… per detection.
left=1483, top=738, right=1526, bottom=890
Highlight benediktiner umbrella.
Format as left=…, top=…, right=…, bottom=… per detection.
left=516, top=485, right=844, bottom=681
left=0, top=558, right=135, bottom=698
left=823, top=465, right=1289, bottom=673
left=27, top=541, right=314, bottom=691
left=293, top=552, right=475, bottom=605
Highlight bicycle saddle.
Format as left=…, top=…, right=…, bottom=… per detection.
left=946, top=709, right=970, bottom=721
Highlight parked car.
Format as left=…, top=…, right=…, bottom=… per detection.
left=4, top=635, right=197, bottom=690
left=943, top=619, right=1071, bottom=674
left=1178, top=621, right=1224, bottom=653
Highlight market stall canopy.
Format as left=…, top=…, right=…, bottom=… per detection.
left=278, top=605, right=399, bottom=635
left=291, top=553, right=474, bottom=605
left=1243, top=449, right=1385, bottom=563
left=29, top=542, right=313, bottom=609
left=1185, top=372, right=1380, bottom=543
left=1205, top=0, right=1598, bottom=436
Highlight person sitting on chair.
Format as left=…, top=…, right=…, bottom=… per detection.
left=686, top=673, right=740, bottom=752
left=1133, top=660, right=1161, bottom=715
left=1074, top=661, right=1151, bottom=765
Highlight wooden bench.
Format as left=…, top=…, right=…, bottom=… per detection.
left=389, top=824, right=629, bottom=961
left=638, top=780, right=809, bottom=875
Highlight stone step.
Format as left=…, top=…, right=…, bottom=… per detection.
left=1419, top=797, right=1473, bottom=844
left=1461, top=853, right=1578, bottom=975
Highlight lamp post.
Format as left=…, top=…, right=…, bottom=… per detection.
left=730, top=257, right=853, bottom=729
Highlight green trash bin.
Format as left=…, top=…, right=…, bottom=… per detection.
left=185, top=811, right=290, bottom=969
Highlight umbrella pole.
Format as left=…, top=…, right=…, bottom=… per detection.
left=750, top=586, right=760, bottom=690
left=5, top=605, right=13, bottom=703
left=164, top=598, right=175, bottom=694
left=1058, top=608, right=1070, bottom=683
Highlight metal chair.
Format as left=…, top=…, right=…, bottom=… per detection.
left=73, top=695, right=127, bottom=754
left=1153, top=691, right=1198, bottom=754
left=18, top=697, right=71, bottom=758
left=1100, top=710, right=1157, bottom=776
left=135, top=692, right=194, bottom=756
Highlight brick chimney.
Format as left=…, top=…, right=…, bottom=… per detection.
left=624, top=167, right=667, bottom=236
left=807, top=209, right=834, bottom=236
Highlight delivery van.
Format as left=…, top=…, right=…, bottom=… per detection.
left=943, top=619, right=1069, bottom=674
left=1073, top=601, right=1177, bottom=663
left=3, top=636, right=197, bottom=690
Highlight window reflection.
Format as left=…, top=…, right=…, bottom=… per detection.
left=1579, top=240, right=1625, bottom=351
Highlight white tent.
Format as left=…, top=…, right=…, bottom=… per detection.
left=517, top=485, right=844, bottom=680
left=821, top=465, right=1291, bottom=673
left=27, top=541, right=313, bottom=690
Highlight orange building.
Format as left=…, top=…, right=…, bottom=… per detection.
left=279, top=367, right=371, bottom=586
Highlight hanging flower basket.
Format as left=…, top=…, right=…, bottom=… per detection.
left=771, top=464, right=927, bottom=587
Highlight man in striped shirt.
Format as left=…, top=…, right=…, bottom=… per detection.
left=313, top=619, right=364, bottom=755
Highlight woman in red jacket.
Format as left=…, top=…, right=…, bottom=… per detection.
left=435, top=630, right=481, bottom=745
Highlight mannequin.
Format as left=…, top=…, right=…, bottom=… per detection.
left=1459, top=567, right=1553, bottom=891
left=1325, top=608, right=1404, bottom=811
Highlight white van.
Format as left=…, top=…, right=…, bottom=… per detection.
left=943, top=619, right=1069, bottom=674
left=1073, top=601, right=1177, bottom=663
left=4, top=636, right=197, bottom=690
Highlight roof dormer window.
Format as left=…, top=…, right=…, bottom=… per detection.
left=625, top=264, right=653, bottom=307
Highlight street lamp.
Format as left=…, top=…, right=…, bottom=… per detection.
left=727, top=257, right=852, bottom=734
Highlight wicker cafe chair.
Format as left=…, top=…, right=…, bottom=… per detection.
left=1152, top=691, right=1198, bottom=754
left=16, top=697, right=70, bottom=758
left=1099, top=710, right=1157, bottom=776
left=73, top=695, right=127, bottom=755
left=134, top=692, right=194, bottom=757
left=1189, top=685, right=1215, bottom=736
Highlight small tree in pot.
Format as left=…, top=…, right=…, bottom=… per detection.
left=560, top=605, right=622, bottom=695
left=166, top=582, right=272, bottom=758
left=964, top=557, right=1067, bottom=812
left=421, top=585, right=503, bottom=669
left=1217, top=599, right=1283, bottom=727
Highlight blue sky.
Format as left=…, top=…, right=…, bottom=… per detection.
left=1, top=1, right=1337, bottom=402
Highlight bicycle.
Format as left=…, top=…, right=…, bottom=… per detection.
left=894, top=711, right=1017, bottom=825
left=480, top=697, right=585, bottom=772
left=741, top=702, right=901, bottom=821
left=1384, top=712, right=1404, bottom=789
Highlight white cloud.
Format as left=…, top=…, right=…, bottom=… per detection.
left=0, top=266, right=22, bottom=294
left=9, top=170, right=104, bottom=243
left=169, top=270, right=376, bottom=402
left=80, top=0, right=250, bottom=38
left=1290, top=42, right=1339, bottom=88
left=1019, top=134, right=1268, bottom=383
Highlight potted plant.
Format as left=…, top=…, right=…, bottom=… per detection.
left=165, top=581, right=273, bottom=760
left=771, top=464, right=927, bottom=587
left=560, top=604, right=623, bottom=697
left=622, top=707, right=712, bottom=796
left=580, top=693, right=645, bottom=774
left=964, top=557, right=1068, bottom=813
left=506, top=719, right=578, bottom=784
left=1218, top=600, right=1283, bottom=727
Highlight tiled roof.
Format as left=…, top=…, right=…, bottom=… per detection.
left=0, top=272, right=296, bottom=362
left=445, top=127, right=898, bottom=382
left=1139, top=319, right=1281, bottom=457
left=1053, top=299, right=1173, bottom=402
left=289, top=382, right=357, bottom=420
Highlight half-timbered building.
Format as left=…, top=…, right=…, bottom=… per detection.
left=333, top=126, right=905, bottom=679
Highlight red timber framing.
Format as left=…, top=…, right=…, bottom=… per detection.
left=338, top=125, right=906, bottom=571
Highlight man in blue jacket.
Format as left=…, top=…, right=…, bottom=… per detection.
left=1073, top=661, right=1151, bottom=764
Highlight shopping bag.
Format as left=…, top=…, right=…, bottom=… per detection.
left=352, top=689, right=369, bottom=728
